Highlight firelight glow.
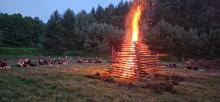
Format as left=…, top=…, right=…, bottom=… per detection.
left=119, top=0, right=145, bottom=79
left=111, top=0, right=150, bottom=80
left=132, top=6, right=142, bottom=42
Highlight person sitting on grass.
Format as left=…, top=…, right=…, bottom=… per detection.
left=17, top=58, right=36, bottom=68
left=77, top=57, right=83, bottom=63
left=87, top=57, right=93, bottom=63
left=0, top=60, right=11, bottom=70
left=43, top=58, right=48, bottom=65
left=58, top=58, right=64, bottom=64
left=94, top=57, right=102, bottom=63
left=24, top=58, right=30, bottom=67
left=38, top=56, right=44, bottom=65
left=17, top=59, right=25, bottom=67
left=62, top=58, right=68, bottom=65
left=52, top=58, right=58, bottom=64
left=25, top=58, right=36, bottom=67
left=47, top=56, right=52, bottom=65
left=185, top=59, right=199, bottom=70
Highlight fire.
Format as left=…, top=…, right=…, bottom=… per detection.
left=120, top=0, right=145, bottom=77
left=132, top=6, right=142, bottom=42
left=118, top=0, right=145, bottom=78
left=124, top=0, right=145, bottom=42
left=111, top=0, right=160, bottom=80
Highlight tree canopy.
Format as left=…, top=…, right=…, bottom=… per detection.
left=0, top=0, right=219, bottom=58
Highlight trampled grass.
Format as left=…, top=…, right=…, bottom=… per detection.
left=0, top=64, right=220, bottom=102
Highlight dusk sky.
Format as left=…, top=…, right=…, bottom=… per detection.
left=0, top=0, right=130, bottom=22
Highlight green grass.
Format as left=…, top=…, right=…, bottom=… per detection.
left=0, top=64, right=220, bottom=102
left=0, top=47, right=43, bottom=59
left=159, top=55, right=181, bottom=62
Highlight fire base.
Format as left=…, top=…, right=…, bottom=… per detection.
left=110, top=41, right=160, bottom=81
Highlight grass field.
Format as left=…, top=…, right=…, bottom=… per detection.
left=0, top=64, right=220, bottom=102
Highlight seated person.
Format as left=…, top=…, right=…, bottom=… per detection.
left=192, top=63, right=199, bottom=70
left=17, top=59, right=25, bottom=67
left=24, top=58, right=31, bottom=67
left=83, top=57, right=89, bottom=63
left=87, top=57, right=92, bottom=63
left=77, top=57, right=83, bottom=63
left=54, top=58, right=59, bottom=64
left=38, top=57, right=44, bottom=65
left=0, top=60, right=11, bottom=70
left=185, top=61, right=192, bottom=70
left=58, top=59, right=64, bottom=64
left=185, top=59, right=198, bottom=70
left=25, top=58, right=36, bottom=66
left=44, top=59, right=48, bottom=65
left=62, top=59, right=68, bottom=65
left=94, top=58, right=102, bottom=63
left=47, top=56, right=52, bottom=65
left=51, top=58, right=58, bottom=64
left=18, top=58, right=35, bottom=67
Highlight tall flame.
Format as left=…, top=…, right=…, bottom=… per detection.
left=112, top=0, right=159, bottom=80
left=132, top=6, right=142, bottom=42
left=124, top=0, right=145, bottom=42
left=118, top=0, right=145, bottom=79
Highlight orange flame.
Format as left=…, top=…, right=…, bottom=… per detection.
left=124, top=0, right=145, bottom=42
left=132, top=6, right=142, bottom=42
left=113, top=0, right=146, bottom=79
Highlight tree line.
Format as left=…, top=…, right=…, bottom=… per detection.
left=0, top=0, right=219, bottom=58
left=145, top=0, right=220, bottom=59
left=0, top=13, right=45, bottom=47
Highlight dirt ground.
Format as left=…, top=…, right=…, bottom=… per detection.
left=0, top=63, right=220, bottom=102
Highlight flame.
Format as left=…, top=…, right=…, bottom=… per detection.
left=132, top=6, right=142, bottom=42
left=119, top=0, right=145, bottom=79
left=112, top=0, right=146, bottom=80
left=124, top=0, right=145, bottom=42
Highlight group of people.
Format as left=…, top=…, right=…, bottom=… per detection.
left=17, top=58, right=36, bottom=67
left=0, top=60, right=11, bottom=70
left=165, top=61, right=200, bottom=70
left=76, top=57, right=102, bottom=63
left=1, top=57, right=200, bottom=71
left=167, top=62, right=177, bottom=68
left=0, top=56, right=104, bottom=70
left=38, top=56, right=103, bottom=65
left=184, top=59, right=199, bottom=70
left=38, top=56, right=72, bottom=65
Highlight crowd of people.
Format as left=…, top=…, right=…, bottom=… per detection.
left=1, top=57, right=201, bottom=71
left=38, top=56, right=103, bottom=65
left=76, top=57, right=102, bottom=63
left=38, top=56, right=72, bottom=65
left=0, top=56, right=104, bottom=70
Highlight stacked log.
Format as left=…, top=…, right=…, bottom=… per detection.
left=111, top=41, right=160, bottom=80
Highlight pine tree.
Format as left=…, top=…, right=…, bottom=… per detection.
left=44, top=10, right=64, bottom=53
